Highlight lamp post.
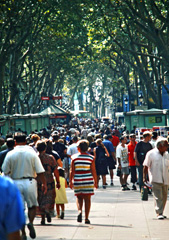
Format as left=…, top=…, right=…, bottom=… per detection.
left=124, top=96, right=128, bottom=112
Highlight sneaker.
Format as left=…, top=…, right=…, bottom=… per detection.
left=60, top=211, right=64, bottom=219
left=121, top=186, right=126, bottom=191
left=158, top=215, right=164, bottom=220
left=110, top=182, right=114, bottom=186
left=27, top=223, right=36, bottom=239
left=132, top=185, right=137, bottom=190
left=103, top=185, right=106, bottom=189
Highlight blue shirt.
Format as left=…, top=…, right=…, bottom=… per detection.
left=103, top=139, right=115, bottom=155
left=0, top=176, right=25, bottom=240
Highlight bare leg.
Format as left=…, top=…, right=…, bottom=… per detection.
left=28, top=206, right=36, bottom=224
left=56, top=204, right=60, bottom=217
left=102, top=175, right=106, bottom=185
left=76, top=195, right=83, bottom=213
left=84, top=195, right=91, bottom=220
left=61, top=204, right=65, bottom=211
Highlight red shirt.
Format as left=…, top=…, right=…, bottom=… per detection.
left=127, top=141, right=137, bottom=166
left=111, top=135, right=120, bottom=147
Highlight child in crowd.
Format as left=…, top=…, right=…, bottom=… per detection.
left=55, top=167, right=68, bottom=219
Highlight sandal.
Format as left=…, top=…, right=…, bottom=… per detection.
left=85, top=219, right=90, bottom=224
left=77, top=212, right=82, bottom=222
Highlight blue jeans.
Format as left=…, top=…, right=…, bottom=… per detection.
left=137, top=165, right=143, bottom=191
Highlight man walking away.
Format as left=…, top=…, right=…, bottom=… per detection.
left=134, top=131, right=152, bottom=191
left=103, top=134, right=116, bottom=186
left=128, top=134, right=137, bottom=190
left=2, top=133, right=47, bottom=240
left=143, top=137, right=169, bottom=220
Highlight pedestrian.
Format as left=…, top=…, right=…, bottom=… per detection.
left=116, top=136, right=130, bottom=191
left=29, top=133, right=40, bottom=152
left=127, top=134, right=137, bottom=190
left=45, top=139, right=63, bottom=167
left=0, top=138, right=15, bottom=172
left=150, top=131, right=158, bottom=148
left=111, top=132, right=120, bottom=152
left=143, top=137, right=169, bottom=220
left=93, top=138, right=109, bottom=189
left=2, top=132, right=47, bottom=240
left=55, top=167, right=68, bottom=219
left=134, top=131, right=152, bottom=191
left=69, top=139, right=97, bottom=224
left=103, top=134, right=116, bottom=186
left=52, top=134, right=67, bottom=161
left=0, top=175, right=25, bottom=240
left=36, top=140, right=60, bottom=225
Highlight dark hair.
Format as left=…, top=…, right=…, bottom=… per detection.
left=152, top=131, right=158, bottom=139
left=36, top=140, right=47, bottom=152
left=14, top=133, right=27, bottom=143
left=77, top=140, right=89, bottom=152
left=52, top=134, right=60, bottom=141
left=6, top=138, right=15, bottom=148
left=58, top=167, right=65, bottom=178
left=120, top=136, right=127, bottom=141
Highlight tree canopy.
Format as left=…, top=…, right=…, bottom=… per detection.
left=0, top=0, right=169, bottom=115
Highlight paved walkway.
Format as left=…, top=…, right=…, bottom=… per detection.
left=26, top=175, right=169, bottom=240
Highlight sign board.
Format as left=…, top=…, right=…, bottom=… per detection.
left=41, top=96, right=62, bottom=100
left=50, top=115, right=67, bottom=119
left=41, top=96, right=50, bottom=100
left=52, top=96, right=62, bottom=100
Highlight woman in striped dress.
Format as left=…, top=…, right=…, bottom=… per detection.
left=69, top=140, right=97, bottom=224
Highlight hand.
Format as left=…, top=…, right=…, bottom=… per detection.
left=135, top=161, right=140, bottom=166
left=42, top=183, right=47, bottom=194
left=94, top=182, right=98, bottom=189
left=69, top=181, right=73, bottom=189
left=57, top=182, right=61, bottom=189
left=118, top=165, right=122, bottom=169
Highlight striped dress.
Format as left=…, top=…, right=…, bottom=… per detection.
left=71, top=153, right=94, bottom=196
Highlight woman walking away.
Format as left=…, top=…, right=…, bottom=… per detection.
left=69, top=140, right=97, bottom=224
left=36, top=140, right=60, bottom=225
left=93, top=139, right=109, bottom=189
left=55, top=167, right=68, bottom=219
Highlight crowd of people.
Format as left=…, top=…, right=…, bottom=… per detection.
left=0, top=118, right=169, bottom=239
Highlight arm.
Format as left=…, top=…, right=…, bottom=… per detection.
left=37, top=172, right=47, bottom=194
left=105, top=147, right=110, bottom=157
left=117, top=157, right=121, bottom=169
left=93, top=148, right=96, bottom=159
left=69, top=160, right=75, bottom=189
left=90, top=160, right=98, bottom=189
left=54, top=167, right=60, bottom=189
left=143, top=165, right=148, bottom=183
left=134, top=152, right=140, bottom=166
left=111, top=152, right=116, bottom=163
left=57, top=158, right=63, bottom=167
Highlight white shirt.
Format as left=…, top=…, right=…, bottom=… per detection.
left=2, top=145, right=45, bottom=179
left=143, top=148, right=169, bottom=185
left=116, top=144, right=128, bottom=167
left=67, top=143, right=78, bottom=157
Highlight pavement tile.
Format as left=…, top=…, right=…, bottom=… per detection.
left=24, top=175, right=169, bottom=240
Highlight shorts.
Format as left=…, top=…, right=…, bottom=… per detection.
left=14, top=178, right=38, bottom=208
left=121, top=167, right=129, bottom=175
left=107, top=157, right=116, bottom=170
